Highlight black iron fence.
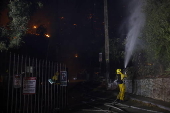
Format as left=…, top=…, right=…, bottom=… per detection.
left=0, top=52, right=68, bottom=113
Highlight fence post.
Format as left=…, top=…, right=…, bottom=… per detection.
left=7, top=52, right=11, bottom=113
left=4, top=53, right=67, bottom=113
left=57, top=63, right=59, bottom=112
left=20, top=55, right=23, bottom=113
left=44, top=60, right=47, bottom=113
left=53, top=63, right=56, bottom=110
left=11, top=53, right=15, bottom=113
left=37, top=59, right=41, bottom=113
left=34, top=58, right=37, bottom=113
left=51, top=62, right=53, bottom=111
left=47, top=61, right=50, bottom=112
left=41, top=60, right=44, bottom=113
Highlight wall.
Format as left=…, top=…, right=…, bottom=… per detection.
left=125, top=78, right=170, bottom=102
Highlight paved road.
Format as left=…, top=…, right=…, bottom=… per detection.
left=67, top=81, right=169, bottom=113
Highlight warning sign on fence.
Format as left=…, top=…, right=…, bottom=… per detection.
left=60, top=71, right=67, bottom=86
left=13, top=75, right=22, bottom=88
left=23, top=77, right=36, bottom=94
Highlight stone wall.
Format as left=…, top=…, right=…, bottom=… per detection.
left=125, top=78, right=170, bottom=102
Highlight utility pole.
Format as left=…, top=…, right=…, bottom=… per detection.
left=104, top=0, right=109, bottom=83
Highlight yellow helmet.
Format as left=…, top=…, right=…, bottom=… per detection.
left=116, top=69, right=121, bottom=74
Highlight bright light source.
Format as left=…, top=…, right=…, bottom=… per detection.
left=33, top=26, right=37, bottom=29
left=45, top=34, right=50, bottom=38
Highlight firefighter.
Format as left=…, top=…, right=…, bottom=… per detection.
left=116, top=69, right=127, bottom=102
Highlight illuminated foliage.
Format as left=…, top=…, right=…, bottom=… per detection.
left=0, top=0, right=42, bottom=50
left=135, top=0, right=170, bottom=76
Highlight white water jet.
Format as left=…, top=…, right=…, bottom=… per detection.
left=124, top=0, right=145, bottom=68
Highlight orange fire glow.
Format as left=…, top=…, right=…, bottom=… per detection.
left=45, top=34, right=50, bottom=38
left=33, top=25, right=37, bottom=29
left=75, top=54, right=78, bottom=58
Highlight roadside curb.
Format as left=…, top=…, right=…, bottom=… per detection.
left=130, top=97, right=170, bottom=112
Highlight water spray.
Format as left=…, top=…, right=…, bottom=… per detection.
left=123, top=68, right=127, bottom=75
left=124, top=64, right=127, bottom=69
left=124, top=0, right=145, bottom=68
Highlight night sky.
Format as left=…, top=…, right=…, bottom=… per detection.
left=0, top=0, right=128, bottom=78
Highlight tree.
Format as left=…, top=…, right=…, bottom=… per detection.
left=0, top=0, right=42, bottom=50
left=36, top=24, right=47, bottom=36
left=138, top=0, right=170, bottom=76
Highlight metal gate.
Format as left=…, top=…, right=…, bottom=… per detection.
left=0, top=52, right=68, bottom=113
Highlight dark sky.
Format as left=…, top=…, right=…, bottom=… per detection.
left=45, top=0, right=127, bottom=77
left=0, top=0, right=128, bottom=78
left=38, top=1, right=126, bottom=50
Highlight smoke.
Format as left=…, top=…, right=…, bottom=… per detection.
left=124, top=0, right=145, bottom=68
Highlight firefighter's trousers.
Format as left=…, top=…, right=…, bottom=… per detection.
left=117, top=83, right=125, bottom=100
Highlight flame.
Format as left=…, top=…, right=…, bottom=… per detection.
left=45, top=34, right=50, bottom=38
left=33, top=25, right=37, bottom=29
